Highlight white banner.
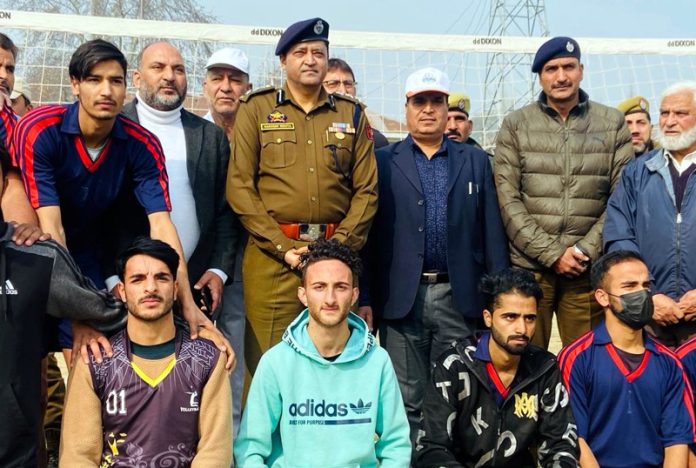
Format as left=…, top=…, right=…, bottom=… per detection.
left=0, top=10, right=694, bottom=55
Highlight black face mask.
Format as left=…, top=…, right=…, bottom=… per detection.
left=607, top=289, right=654, bottom=330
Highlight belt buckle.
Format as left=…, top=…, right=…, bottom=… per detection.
left=299, top=223, right=324, bottom=242
left=421, top=272, right=438, bottom=284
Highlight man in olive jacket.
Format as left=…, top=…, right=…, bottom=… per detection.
left=493, top=36, right=632, bottom=349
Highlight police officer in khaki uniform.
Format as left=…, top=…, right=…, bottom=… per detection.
left=226, top=17, right=378, bottom=389
left=617, top=95, right=658, bottom=157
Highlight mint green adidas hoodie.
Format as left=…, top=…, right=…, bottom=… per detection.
left=235, top=310, right=411, bottom=467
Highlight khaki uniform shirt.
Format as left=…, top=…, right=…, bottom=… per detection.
left=227, top=84, right=378, bottom=259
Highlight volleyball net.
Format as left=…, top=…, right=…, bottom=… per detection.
left=1, top=9, right=695, bottom=150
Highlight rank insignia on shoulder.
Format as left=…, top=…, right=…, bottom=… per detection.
left=332, top=92, right=361, bottom=105
left=240, top=85, right=275, bottom=102
left=267, top=111, right=288, bottom=123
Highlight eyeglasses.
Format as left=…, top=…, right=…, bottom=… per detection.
left=323, top=79, right=357, bottom=90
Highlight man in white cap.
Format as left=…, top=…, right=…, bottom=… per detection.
left=203, top=48, right=251, bottom=140
left=202, top=47, right=251, bottom=439
left=10, top=77, right=32, bottom=117
left=359, top=67, right=509, bottom=446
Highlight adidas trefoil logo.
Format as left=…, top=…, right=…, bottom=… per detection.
left=349, top=399, right=372, bottom=415
left=1, top=279, right=17, bottom=295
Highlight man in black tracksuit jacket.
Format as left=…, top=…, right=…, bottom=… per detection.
left=415, top=268, right=578, bottom=467
left=0, top=221, right=125, bottom=467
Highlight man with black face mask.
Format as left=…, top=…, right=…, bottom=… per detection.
left=558, top=250, right=694, bottom=468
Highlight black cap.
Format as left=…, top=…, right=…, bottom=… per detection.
left=531, top=36, right=581, bottom=73
left=275, top=18, right=330, bottom=56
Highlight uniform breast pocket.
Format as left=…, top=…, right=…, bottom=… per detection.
left=322, top=132, right=354, bottom=178
left=261, top=131, right=297, bottom=169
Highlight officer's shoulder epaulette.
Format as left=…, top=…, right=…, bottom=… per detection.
left=332, top=92, right=365, bottom=107
left=240, top=85, right=276, bottom=103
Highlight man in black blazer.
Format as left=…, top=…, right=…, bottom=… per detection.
left=360, top=68, right=509, bottom=446
left=111, top=41, right=238, bottom=315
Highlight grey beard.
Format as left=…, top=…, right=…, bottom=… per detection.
left=140, top=87, right=185, bottom=111
left=655, top=125, right=696, bottom=152
left=632, top=141, right=647, bottom=153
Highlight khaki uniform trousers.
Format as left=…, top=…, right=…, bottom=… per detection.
left=531, top=269, right=603, bottom=349
left=646, top=321, right=696, bottom=349
left=242, top=239, right=305, bottom=401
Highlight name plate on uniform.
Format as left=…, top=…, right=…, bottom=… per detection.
left=260, top=123, right=295, bottom=131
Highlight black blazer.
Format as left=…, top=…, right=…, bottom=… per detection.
left=103, top=100, right=239, bottom=287
left=362, top=138, right=509, bottom=320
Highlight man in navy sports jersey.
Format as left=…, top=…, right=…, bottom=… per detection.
left=13, top=39, right=229, bottom=366
left=676, top=337, right=696, bottom=467
left=0, top=32, right=41, bottom=226
left=61, top=237, right=231, bottom=466
left=559, top=250, right=695, bottom=468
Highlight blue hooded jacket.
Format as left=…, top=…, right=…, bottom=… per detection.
left=235, top=310, right=411, bottom=467
left=604, top=149, right=696, bottom=298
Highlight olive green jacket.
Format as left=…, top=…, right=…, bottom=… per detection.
left=493, top=90, right=633, bottom=270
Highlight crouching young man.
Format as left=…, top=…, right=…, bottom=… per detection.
left=559, top=250, right=694, bottom=468
left=60, top=238, right=231, bottom=467
left=234, top=239, right=411, bottom=467
left=415, top=268, right=579, bottom=467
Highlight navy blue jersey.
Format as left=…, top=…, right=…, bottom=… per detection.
left=559, top=323, right=695, bottom=467
left=676, top=337, right=696, bottom=455
left=0, top=103, right=16, bottom=168
left=678, top=337, right=696, bottom=394
left=13, top=102, right=170, bottom=285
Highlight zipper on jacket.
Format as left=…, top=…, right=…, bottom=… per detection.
left=561, top=124, right=570, bottom=233
left=676, top=212, right=682, bottom=288
left=463, top=348, right=556, bottom=467
left=490, top=358, right=556, bottom=466
left=492, top=408, right=504, bottom=467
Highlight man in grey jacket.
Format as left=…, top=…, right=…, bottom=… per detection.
left=493, top=36, right=632, bottom=349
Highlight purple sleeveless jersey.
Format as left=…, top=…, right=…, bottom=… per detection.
left=89, top=329, right=219, bottom=467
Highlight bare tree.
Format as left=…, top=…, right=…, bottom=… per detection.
left=1, top=0, right=216, bottom=22
left=1, top=0, right=219, bottom=106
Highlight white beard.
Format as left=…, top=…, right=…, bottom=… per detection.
left=656, top=125, right=696, bottom=152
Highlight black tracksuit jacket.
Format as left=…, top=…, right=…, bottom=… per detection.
left=0, top=223, right=125, bottom=468
left=415, top=335, right=579, bottom=467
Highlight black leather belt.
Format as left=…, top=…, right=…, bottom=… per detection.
left=420, top=272, right=449, bottom=284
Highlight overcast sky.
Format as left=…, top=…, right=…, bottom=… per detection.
left=197, top=0, right=694, bottom=38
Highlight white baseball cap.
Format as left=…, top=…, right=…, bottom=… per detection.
left=205, top=48, right=249, bottom=75
left=10, top=77, right=31, bottom=102
left=404, top=67, right=450, bottom=98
